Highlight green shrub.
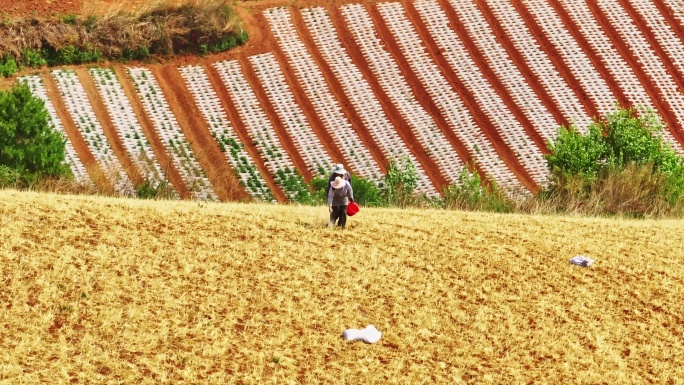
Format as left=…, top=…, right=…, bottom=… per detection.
left=21, top=49, right=47, bottom=68
left=442, top=166, right=513, bottom=212
left=120, top=46, right=150, bottom=62
left=60, top=13, right=78, bottom=25
left=0, top=84, right=71, bottom=187
left=136, top=179, right=174, bottom=200
left=545, top=124, right=606, bottom=180
left=310, top=175, right=328, bottom=204
left=350, top=174, right=381, bottom=207
left=543, top=106, right=684, bottom=215
left=0, top=55, right=18, bottom=77
left=381, top=157, right=418, bottom=208
left=43, top=45, right=101, bottom=66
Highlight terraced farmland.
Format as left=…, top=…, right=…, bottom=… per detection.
left=20, top=0, right=684, bottom=201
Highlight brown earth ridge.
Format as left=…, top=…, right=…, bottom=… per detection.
left=9, top=0, right=684, bottom=201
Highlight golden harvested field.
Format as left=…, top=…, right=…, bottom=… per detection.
left=1, top=190, right=683, bottom=384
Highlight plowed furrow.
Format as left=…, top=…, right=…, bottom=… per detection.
left=325, top=4, right=448, bottom=191
left=512, top=1, right=599, bottom=120
left=546, top=0, right=630, bottom=108
left=75, top=68, right=143, bottom=186
left=204, top=64, right=287, bottom=202
left=151, top=66, right=247, bottom=201
left=476, top=0, right=567, bottom=128
left=361, top=3, right=487, bottom=183
left=238, top=55, right=313, bottom=182
left=114, top=67, right=191, bottom=199
left=288, top=6, right=388, bottom=171
left=41, top=73, right=112, bottom=193
left=585, top=0, right=684, bottom=146
left=391, top=1, right=536, bottom=191
left=435, top=0, right=548, bottom=153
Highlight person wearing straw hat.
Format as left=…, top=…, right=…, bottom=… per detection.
left=328, top=175, right=354, bottom=229
left=327, top=164, right=351, bottom=195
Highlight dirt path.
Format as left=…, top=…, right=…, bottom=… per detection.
left=433, top=0, right=548, bottom=153
left=394, top=1, right=537, bottom=192
left=257, top=11, right=349, bottom=174
left=112, top=66, right=191, bottom=199
left=585, top=0, right=684, bottom=147
left=75, top=68, right=144, bottom=187
left=41, top=73, right=114, bottom=193
left=323, top=4, right=448, bottom=191
left=362, top=3, right=488, bottom=183
left=238, top=55, right=314, bottom=183
left=151, top=65, right=248, bottom=201
left=476, top=0, right=568, bottom=128
left=513, top=1, right=599, bottom=120
left=546, top=0, right=630, bottom=108
left=289, top=5, right=389, bottom=172
left=204, top=63, right=287, bottom=202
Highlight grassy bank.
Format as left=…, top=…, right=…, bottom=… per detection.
left=0, top=0, right=246, bottom=76
left=1, top=189, right=683, bottom=383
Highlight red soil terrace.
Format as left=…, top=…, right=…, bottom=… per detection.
left=7, top=0, right=684, bottom=201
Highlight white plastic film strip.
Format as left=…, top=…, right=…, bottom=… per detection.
left=52, top=69, right=134, bottom=195
left=127, top=67, right=218, bottom=201
left=264, top=6, right=384, bottom=183
left=179, top=64, right=274, bottom=202
left=20, top=75, right=92, bottom=186
left=303, top=6, right=437, bottom=195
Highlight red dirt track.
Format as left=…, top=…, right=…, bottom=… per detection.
left=11, top=0, right=684, bottom=201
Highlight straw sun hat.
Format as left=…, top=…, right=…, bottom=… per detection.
left=331, top=176, right=346, bottom=189
left=332, top=164, right=347, bottom=175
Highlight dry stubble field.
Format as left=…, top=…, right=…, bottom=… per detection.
left=1, top=190, right=683, bottom=384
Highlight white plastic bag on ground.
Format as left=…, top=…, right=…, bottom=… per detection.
left=569, top=255, right=595, bottom=267
left=342, top=325, right=382, bottom=343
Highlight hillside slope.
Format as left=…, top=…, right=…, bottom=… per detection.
left=10, top=0, right=684, bottom=202
left=1, top=189, right=683, bottom=383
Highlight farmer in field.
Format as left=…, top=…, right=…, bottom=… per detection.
left=327, top=164, right=351, bottom=195
left=328, top=175, right=354, bottom=230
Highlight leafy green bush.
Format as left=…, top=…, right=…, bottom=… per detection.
left=543, top=106, right=684, bottom=215
left=273, top=167, right=312, bottom=204
left=43, top=45, right=101, bottom=66
left=442, top=167, right=513, bottom=212
left=547, top=107, right=680, bottom=179
left=381, top=157, right=418, bottom=208
left=120, top=46, right=150, bottom=62
left=310, top=175, right=328, bottom=204
left=311, top=173, right=381, bottom=207
left=21, top=49, right=47, bottom=68
left=0, top=84, right=71, bottom=187
left=350, top=174, right=381, bottom=207
left=136, top=179, right=175, bottom=200
left=0, top=55, right=18, bottom=77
